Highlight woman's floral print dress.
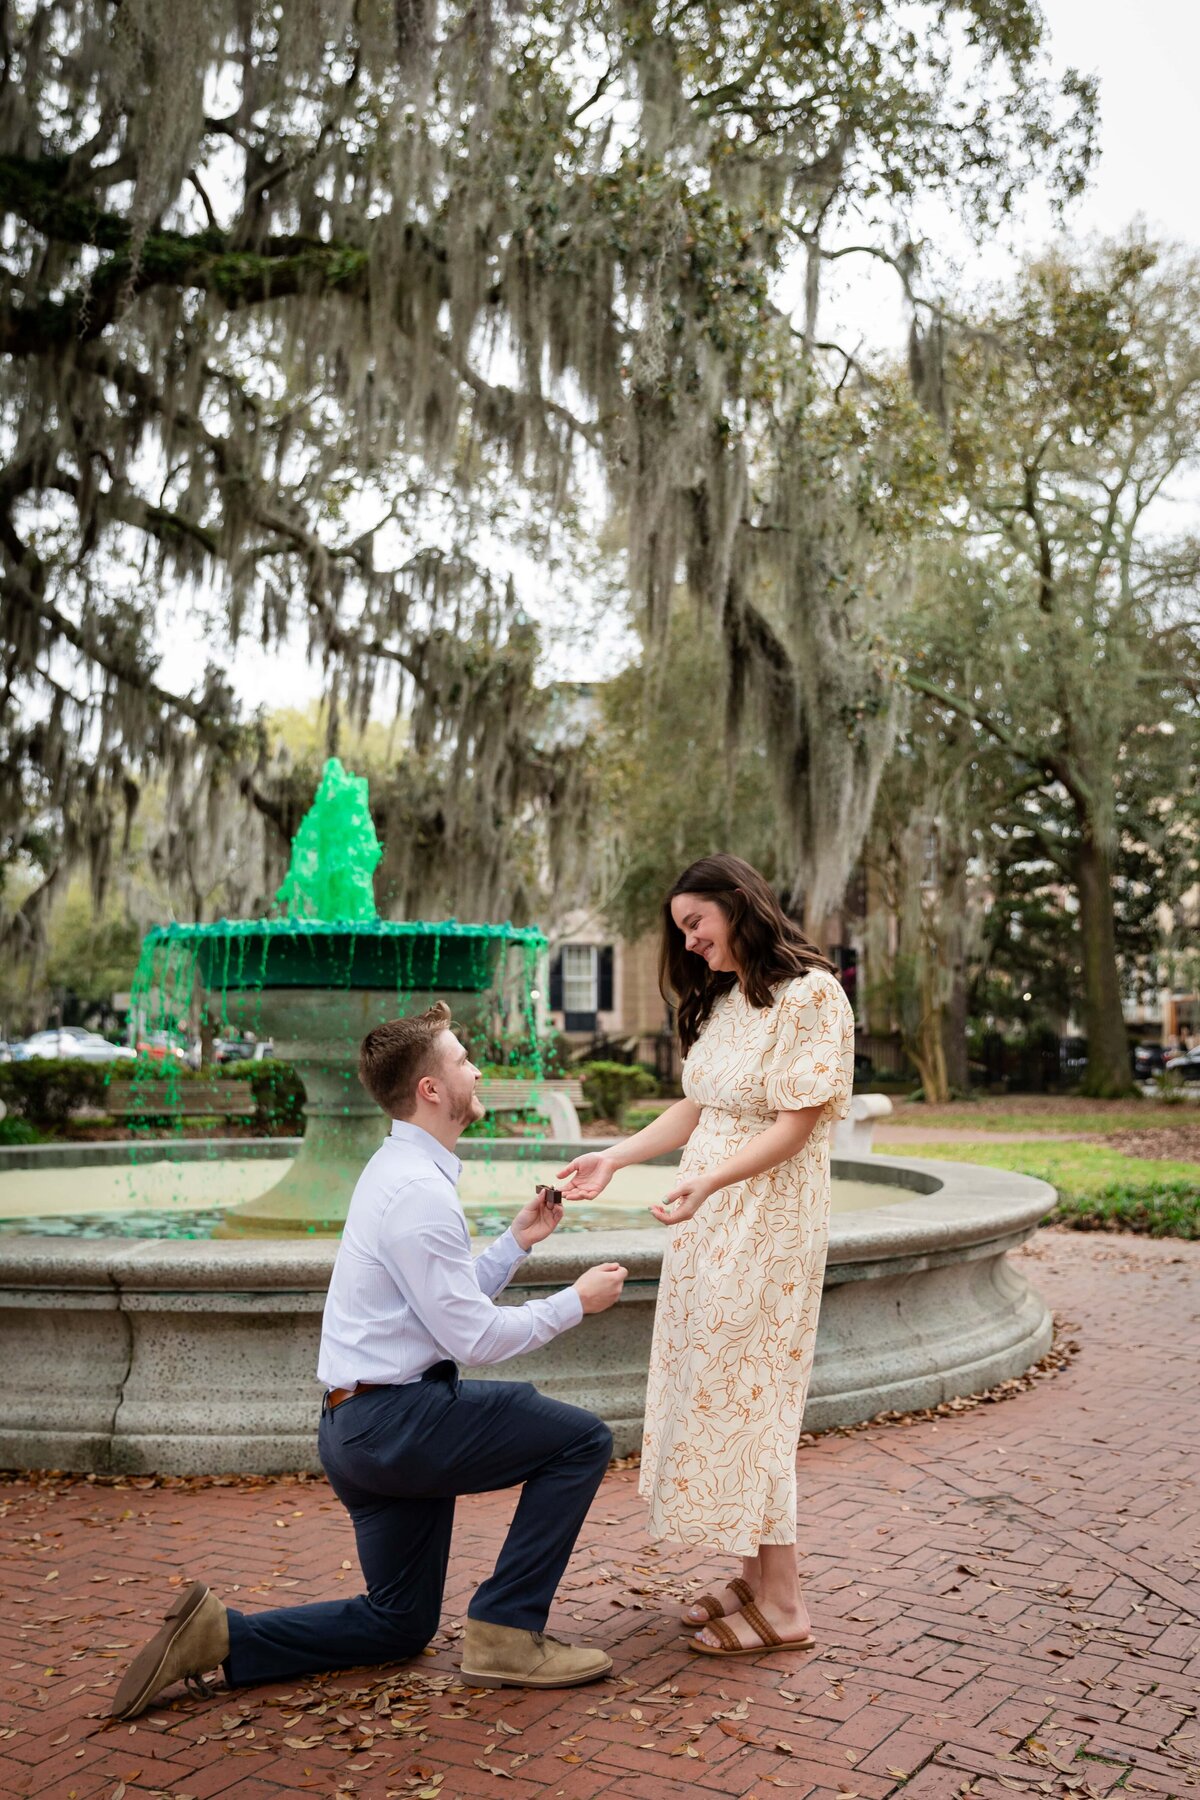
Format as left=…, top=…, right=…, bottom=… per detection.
left=638, top=970, right=856, bottom=1553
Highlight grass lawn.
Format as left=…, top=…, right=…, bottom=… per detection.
left=899, top=1140, right=1200, bottom=1239
left=884, top=1098, right=1194, bottom=1136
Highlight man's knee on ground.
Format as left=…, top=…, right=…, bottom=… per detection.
left=366, top=1585, right=442, bottom=1656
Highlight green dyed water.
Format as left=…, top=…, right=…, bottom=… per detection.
left=276, top=756, right=382, bottom=923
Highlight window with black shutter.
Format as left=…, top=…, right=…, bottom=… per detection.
left=561, top=943, right=599, bottom=1032
left=597, top=945, right=614, bottom=1012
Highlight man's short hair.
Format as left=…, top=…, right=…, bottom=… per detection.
left=358, top=1002, right=453, bottom=1119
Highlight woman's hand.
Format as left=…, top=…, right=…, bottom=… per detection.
left=510, top=1185, right=564, bottom=1249
left=650, top=1173, right=716, bottom=1224
left=556, top=1150, right=618, bottom=1202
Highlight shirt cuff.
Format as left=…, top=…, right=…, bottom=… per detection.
left=552, top=1284, right=585, bottom=1329
left=496, top=1223, right=531, bottom=1264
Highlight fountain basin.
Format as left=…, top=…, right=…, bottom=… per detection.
left=0, top=1154, right=1055, bottom=1473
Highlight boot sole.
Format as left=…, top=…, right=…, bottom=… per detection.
left=460, top=1656, right=612, bottom=1689
left=108, top=1580, right=210, bottom=1720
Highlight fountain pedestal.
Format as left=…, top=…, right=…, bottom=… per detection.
left=212, top=983, right=507, bottom=1237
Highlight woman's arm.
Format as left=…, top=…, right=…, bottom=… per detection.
left=650, top=1105, right=823, bottom=1223
left=608, top=1098, right=701, bottom=1168
left=557, top=1097, right=702, bottom=1201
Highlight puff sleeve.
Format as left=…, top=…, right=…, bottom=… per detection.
left=763, top=971, right=855, bottom=1121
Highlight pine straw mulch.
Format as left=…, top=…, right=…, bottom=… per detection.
left=1086, top=1125, right=1200, bottom=1162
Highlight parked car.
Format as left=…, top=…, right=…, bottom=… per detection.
left=12, top=1028, right=136, bottom=1062
left=214, top=1038, right=274, bottom=1064
left=1058, top=1036, right=1088, bottom=1080
left=1131, top=1042, right=1167, bottom=1080
left=134, top=1030, right=190, bottom=1062
left=1164, top=1048, right=1200, bottom=1084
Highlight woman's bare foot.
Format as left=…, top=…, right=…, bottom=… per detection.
left=681, top=1578, right=754, bottom=1627
left=693, top=1592, right=814, bottom=1651
left=681, top=1557, right=761, bottom=1627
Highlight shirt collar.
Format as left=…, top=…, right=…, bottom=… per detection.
left=388, top=1118, right=462, bottom=1187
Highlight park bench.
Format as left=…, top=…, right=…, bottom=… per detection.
left=106, top=1080, right=256, bottom=1121
left=477, top=1078, right=586, bottom=1139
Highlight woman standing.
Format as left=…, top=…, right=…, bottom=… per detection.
left=558, top=855, right=855, bottom=1658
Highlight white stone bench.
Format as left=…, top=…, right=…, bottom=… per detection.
left=833, top=1092, right=894, bottom=1158
left=477, top=1078, right=585, bottom=1140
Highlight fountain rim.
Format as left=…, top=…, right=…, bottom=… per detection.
left=143, top=919, right=548, bottom=948
left=140, top=917, right=548, bottom=994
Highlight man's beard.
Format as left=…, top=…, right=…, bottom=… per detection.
left=451, top=1089, right=484, bottom=1127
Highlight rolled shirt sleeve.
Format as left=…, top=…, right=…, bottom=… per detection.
left=378, top=1199, right=583, bottom=1367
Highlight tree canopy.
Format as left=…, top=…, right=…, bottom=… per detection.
left=1, top=0, right=1096, bottom=950
left=903, top=241, right=1200, bottom=1091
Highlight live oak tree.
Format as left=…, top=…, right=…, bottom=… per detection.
left=906, top=249, right=1200, bottom=1094
left=0, top=0, right=1094, bottom=955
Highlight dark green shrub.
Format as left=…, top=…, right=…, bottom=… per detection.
left=0, top=1059, right=110, bottom=1128
left=576, top=1060, right=656, bottom=1123
left=225, top=1059, right=306, bottom=1134
left=623, top=1104, right=669, bottom=1134
left=0, top=1114, right=43, bottom=1145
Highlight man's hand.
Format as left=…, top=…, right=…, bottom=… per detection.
left=556, top=1150, right=618, bottom=1201
left=511, top=1184, right=564, bottom=1251
left=574, top=1262, right=628, bottom=1313
left=650, top=1173, right=715, bottom=1225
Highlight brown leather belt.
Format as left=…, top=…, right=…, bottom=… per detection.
left=325, top=1362, right=458, bottom=1411
left=325, top=1382, right=386, bottom=1411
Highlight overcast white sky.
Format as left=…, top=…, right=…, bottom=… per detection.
left=158, top=0, right=1197, bottom=715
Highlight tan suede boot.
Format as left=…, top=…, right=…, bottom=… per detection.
left=108, top=1581, right=230, bottom=1720
left=460, top=1618, right=612, bottom=1689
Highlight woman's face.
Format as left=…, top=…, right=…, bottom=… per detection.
left=670, top=892, right=737, bottom=974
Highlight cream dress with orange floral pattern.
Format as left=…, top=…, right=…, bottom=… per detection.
left=638, top=969, right=856, bottom=1554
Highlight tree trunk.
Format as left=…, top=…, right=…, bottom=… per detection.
left=912, top=1020, right=950, bottom=1103
left=1073, top=828, right=1135, bottom=1097
left=939, top=844, right=971, bottom=1094
left=941, top=969, right=970, bottom=1093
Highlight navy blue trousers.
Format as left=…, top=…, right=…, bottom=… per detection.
left=224, top=1364, right=613, bottom=1686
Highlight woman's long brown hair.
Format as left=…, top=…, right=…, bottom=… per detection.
left=659, top=854, right=837, bottom=1055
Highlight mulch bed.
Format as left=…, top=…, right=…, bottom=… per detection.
left=1089, top=1126, right=1200, bottom=1163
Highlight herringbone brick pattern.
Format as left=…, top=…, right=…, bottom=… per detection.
left=1, top=1228, right=1198, bottom=1800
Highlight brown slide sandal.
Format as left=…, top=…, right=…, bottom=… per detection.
left=689, top=1596, right=817, bottom=1659
left=680, top=1574, right=755, bottom=1633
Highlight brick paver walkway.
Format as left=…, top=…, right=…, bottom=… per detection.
left=2, top=1228, right=1198, bottom=1800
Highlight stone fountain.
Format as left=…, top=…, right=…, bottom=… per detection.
left=134, top=758, right=544, bottom=1235
left=0, top=761, right=1059, bottom=1474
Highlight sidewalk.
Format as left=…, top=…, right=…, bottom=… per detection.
left=1, top=1228, right=1198, bottom=1800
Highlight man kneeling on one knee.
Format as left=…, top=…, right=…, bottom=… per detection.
left=110, top=1003, right=627, bottom=1717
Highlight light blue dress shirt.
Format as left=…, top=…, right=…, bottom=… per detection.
left=317, top=1119, right=584, bottom=1388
